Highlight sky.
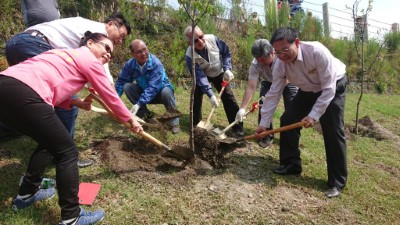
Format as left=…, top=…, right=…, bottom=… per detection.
left=168, top=0, right=399, bottom=40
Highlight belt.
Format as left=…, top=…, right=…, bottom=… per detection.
left=24, top=30, right=49, bottom=44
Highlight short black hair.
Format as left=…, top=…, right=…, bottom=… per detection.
left=105, top=12, right=131, bottom=35
left=270, top=27, right=299, bottom=45
left=79, top=31, right=110, bottom=47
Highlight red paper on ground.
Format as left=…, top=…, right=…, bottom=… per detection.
left=78, top=183, right=101, bottom=205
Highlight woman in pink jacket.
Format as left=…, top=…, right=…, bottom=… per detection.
left=0, top=32, right=142, bottom=225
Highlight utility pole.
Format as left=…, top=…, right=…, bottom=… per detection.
left=392, top=23, right=399, bottom=32
left=322, top=2, right=330, bottom=37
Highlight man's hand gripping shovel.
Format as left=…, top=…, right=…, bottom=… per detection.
left=212, top=100, right=260, bottom=139
left=237, top=121, right=307, bottom=143
left=197, top=80, right=228, bottom=130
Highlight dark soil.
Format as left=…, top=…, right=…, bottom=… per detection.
left=156, top=108, right=182, bottom=122
left=90, top=127, right=243, bottom=177
left=349, top=116, right=400, bottom=142
left=88, top=115, right=399, bottom=181
left=193, top=127, right=244, bottom=168
left=313, top=115, right=400, bottom=146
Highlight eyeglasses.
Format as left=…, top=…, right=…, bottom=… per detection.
left=274, top=42, right=294, bottom=55
left=112, top=21, right=126, bottom=40
left=97, top=41, right=113, bottom=58
left=133, top=47, right=148, bottom=55
left=194, top=34, right=204, bottom=44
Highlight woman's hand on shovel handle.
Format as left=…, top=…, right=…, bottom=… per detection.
left=302, top=116, right=315, bottom=128
left=127, top=118, right=143, bottom=133
left=255, top=126, right=267, bottom=139
left=71, top=98, right=92, bottom=111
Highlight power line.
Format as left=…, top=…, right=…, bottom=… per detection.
left=368, top=18, right=391, bottom=26
left=302, top=0, right=320, bottom=7
left=331, top=29, right=353, bottom=37
left=215, top=0, right=395, bottom=38
left=302, top=0, right=394, bottom=26
left=331, top=22, right=353, bottom=29
left=304, top=7, right=323, bottom=15
left=329, top=14, right=354, bottom=23
left=329, top=6, right=352, bottom=16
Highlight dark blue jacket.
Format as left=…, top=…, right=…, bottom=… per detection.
left=115, top=53, right=173, bottom=106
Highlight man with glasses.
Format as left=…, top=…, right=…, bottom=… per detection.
left=183, top=25, right=243, bottom=138
left=4, top=12, right=131, bottom=167
left=115, top=39, right=181, bottom=134
left=255, top=27, right=348, bottom=198
left=236, top=39, right=297, bottom=149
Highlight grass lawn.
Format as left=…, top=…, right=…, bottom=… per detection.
left=0, top=86, right=399, bottom=225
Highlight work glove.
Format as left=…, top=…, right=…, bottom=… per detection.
left=130, top=104, right=140, bottom=115
left=210, top=95, right=219, bottom=108
left=235, top=108, right=246, bottom=122
left=223, top=70, right=234, bottom=82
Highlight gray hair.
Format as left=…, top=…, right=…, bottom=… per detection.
left=251, top=39, right=273, bottom=58
left=183, top=25, right=202, bottom=42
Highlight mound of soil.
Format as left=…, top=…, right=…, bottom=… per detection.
left=88, top=126, right=244, bottom=177
left=155, top=108, right=182, bottom=122
left=348, top=116, right=400, bottom=144
left=193, top=128, right=244, bottom=168
left=313, top=116, right=400, bottom=146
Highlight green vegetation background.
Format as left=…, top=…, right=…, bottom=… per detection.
left=1, top=0, right=400, bottom=93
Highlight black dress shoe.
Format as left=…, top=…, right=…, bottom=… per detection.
left=77, top=159, right=93, bottom=168
left=325, top=187, right=341, bottom=198
left=272, top=164, right=302, bottom=175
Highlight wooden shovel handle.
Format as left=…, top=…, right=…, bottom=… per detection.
left=84, top=92, right=171, bottom=151
left=84, top=93, right=119, bottom=121
left=220, top=100, right=259, bottom=133
left=242, top=121, right=306, bottom=141
left=204, top=84, right=227, bottom=126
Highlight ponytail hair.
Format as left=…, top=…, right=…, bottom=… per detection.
left=79, top=31, right=110, bottom=47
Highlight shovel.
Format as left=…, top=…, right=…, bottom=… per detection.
left=197, top=80, right=228, bottom=130
left=86, top=88, right=161, bottom=128
left=236, top=121, right=307, bottom=143
left=84, top=92, right=170, bottom=150
left=212, top=100, right=260, bottom=139
left=84, top=89, right=194, bottom=160
left=90, top=105, right=160, bottom=128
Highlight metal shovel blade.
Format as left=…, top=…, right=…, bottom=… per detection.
left=197, top=120, right=213, bottom=131
left=162, top=145, right=195, bottom=160
left=211, top=127, right=227, bottom=139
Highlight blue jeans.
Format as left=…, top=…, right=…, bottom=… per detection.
left=123, top=83, right=179, bottom=127
left=5, top=32, right=53, bottom=66
left=4, top=32, right=77, bottom=139
left=55, top=100, right=79, bottom=139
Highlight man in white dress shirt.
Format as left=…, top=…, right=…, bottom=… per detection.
left=255, top=27, right=348, bottom=198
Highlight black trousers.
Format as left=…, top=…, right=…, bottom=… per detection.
left=193, top=73, right=243, bottom=131
left=280, top=75, right=348, bottom=189
left=0, top=76, right=80, bottom=220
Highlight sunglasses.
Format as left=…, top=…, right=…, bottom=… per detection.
left=97, top=42, right=113, bottom=58
left=194, top=34, right=204, bottom=44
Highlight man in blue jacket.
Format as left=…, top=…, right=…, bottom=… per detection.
left=115, top=39, right=180, bottom=134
